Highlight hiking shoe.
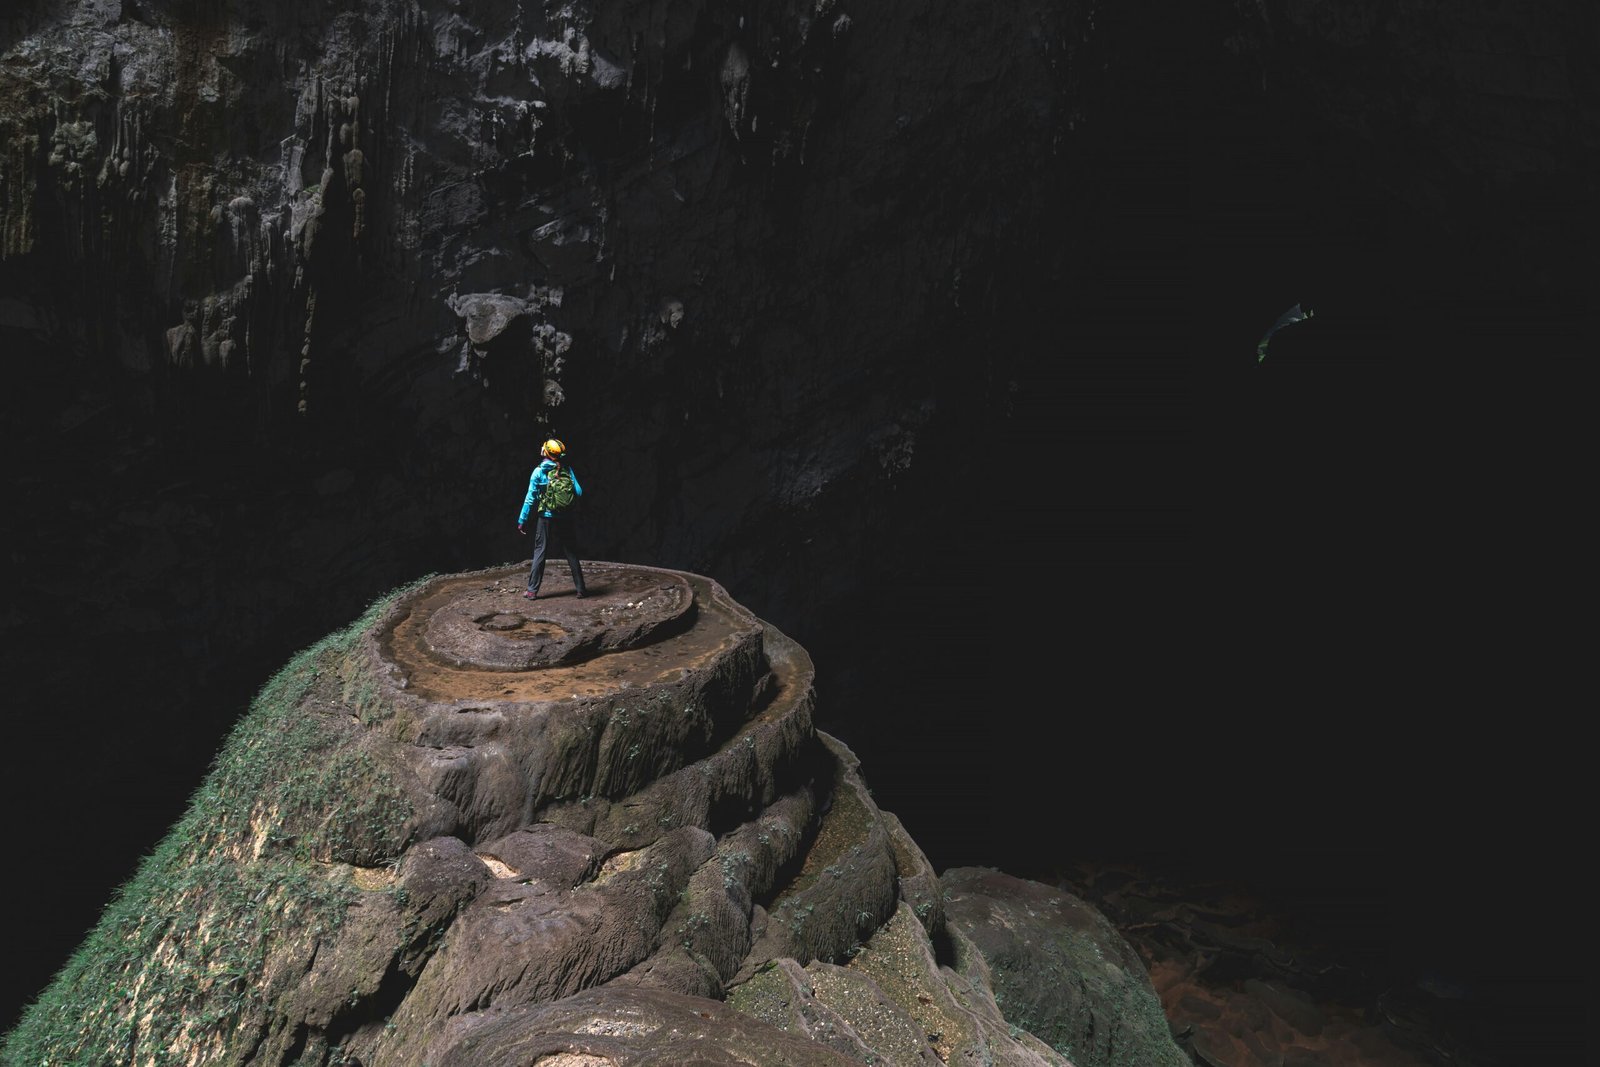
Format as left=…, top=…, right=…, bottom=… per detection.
left=523, top=590, right=538, bottom=600
left=575, top=590, right=588, bottom=599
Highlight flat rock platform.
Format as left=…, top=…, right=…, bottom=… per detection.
left=419, top=562, right=694, bottom=670
left=375, top=561, right=761, bottom=704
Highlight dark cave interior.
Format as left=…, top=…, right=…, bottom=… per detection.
left=2, top=9, right=1590, bottom=1062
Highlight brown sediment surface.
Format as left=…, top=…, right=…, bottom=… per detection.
left=378, top=561, right=759, bottom=704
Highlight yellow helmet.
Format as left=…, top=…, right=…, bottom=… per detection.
left=542, top=438, right=566, bottom=459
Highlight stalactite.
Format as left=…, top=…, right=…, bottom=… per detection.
left=298, top=286, right=316, bottom=415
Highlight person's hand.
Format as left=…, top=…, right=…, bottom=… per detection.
left=517, top=523, right=526, bottom=535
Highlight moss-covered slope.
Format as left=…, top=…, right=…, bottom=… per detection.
left=4, top=564, right=1187, bottom=1067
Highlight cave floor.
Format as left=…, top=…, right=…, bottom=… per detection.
left=1054, top=860, right=1566, bottom=1067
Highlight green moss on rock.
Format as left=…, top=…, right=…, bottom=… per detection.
left=942, top=867, right=1188, bottom=1067
left=1, top=579, right=432, bottom=1066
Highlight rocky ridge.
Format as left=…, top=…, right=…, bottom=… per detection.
left=1, top=563, right=1184, bottom=1067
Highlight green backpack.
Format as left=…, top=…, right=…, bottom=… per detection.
left=542, top=466, right=577, bottom=513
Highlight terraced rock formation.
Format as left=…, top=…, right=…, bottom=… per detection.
left=3, top=563, right=1183, bottom=1067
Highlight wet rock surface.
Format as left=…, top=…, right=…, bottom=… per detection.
left=941, top=867, right=1188, bottom=1067
left=419, top=564, right=693, bottom=670
left=2, top=565, right=1190, bottom=1067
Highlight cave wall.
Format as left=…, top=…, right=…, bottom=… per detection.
left=2, top=0, right=1592, bottom=1035
left=1, top=0, right=1111, bottom=712
left=1, top=0, right=1114, bottom=1022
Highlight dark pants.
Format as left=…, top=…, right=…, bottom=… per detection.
left=527, top=513, right=586, bottom=596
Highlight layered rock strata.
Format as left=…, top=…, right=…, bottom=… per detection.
left=2, top=564, right=1182, bottom=1067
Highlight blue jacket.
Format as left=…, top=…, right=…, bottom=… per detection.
left=519, top=459, right=582, bottom=524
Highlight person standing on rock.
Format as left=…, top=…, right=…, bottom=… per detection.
left=518, top=438, right=588, bottom=600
